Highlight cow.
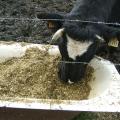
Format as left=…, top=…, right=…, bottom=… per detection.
left=37, top=0, right=120, bottom=83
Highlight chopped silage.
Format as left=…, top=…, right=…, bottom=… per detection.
left=0, top=47, right=94, bottom=100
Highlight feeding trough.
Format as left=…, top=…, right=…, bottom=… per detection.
left=0, top=41, right=119, bottom=113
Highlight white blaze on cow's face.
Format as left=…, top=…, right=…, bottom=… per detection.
left=66, top=35, right=93, bottom=60
left=52, top=28, right=93, bottom=60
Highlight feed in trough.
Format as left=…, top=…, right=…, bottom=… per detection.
left=0, top=47, right=94, bottom=100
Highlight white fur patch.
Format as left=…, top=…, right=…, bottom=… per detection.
left=67, top=35, right=93, bottom=60
left=68, top=79, right=74, bottom=84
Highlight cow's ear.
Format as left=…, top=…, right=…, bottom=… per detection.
left=37, top=13, right=64, bottom=32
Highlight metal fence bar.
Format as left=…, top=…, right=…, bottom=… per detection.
left=0, top=17, right=119, bottom=66
left=0, top=17, right=120, bottom=26
left=2, top=58, right=119, bottom=66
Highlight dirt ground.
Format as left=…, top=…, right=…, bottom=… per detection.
left=0, top=0, right=75, bottom=43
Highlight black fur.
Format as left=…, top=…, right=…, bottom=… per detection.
left=37, top=13, right=64, bottom=32
left=37, top=0, right=120, bottom=83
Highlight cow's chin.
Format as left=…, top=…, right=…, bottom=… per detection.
left=58, top=61, right=70, bottom=83
left=58, top=61, right=87, bottom=84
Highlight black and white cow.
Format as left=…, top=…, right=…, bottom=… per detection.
left=37, top=0, right=120, bottom=83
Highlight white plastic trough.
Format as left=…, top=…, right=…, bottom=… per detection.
left=0, top=42, right=119, bottom=112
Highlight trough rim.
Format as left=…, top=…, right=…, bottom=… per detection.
left=0, top=42, right=119, bottom=112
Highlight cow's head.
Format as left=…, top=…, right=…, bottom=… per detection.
left=37, top=13, right=103, bottom=84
